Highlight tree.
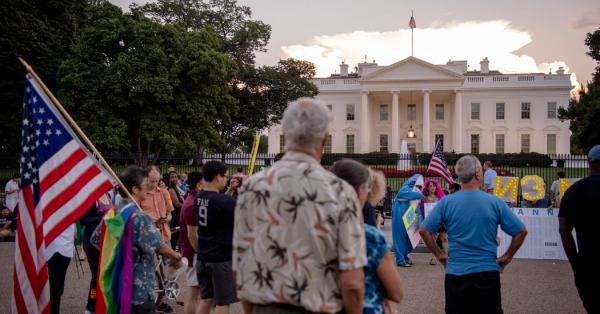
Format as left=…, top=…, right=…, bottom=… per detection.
left=0, top=0, right=88, bottom=157
left=58, top=3, right=237, bottom=165
left=139, top=0, right=318, bottom=155
left=559, top=27, right=600, bottom=154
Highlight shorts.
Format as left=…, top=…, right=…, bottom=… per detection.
left=186, top=256, right=199, bottom=286
left=196, top=260, right=238, bottom=305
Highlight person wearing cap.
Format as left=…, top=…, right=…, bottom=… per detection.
left=559, top=144, right=600, bottom=313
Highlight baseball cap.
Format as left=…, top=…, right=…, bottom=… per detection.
left=588, top=145, right=600, bottom=162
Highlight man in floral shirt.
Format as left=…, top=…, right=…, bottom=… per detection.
left=233, top=98, right=367, bottom=314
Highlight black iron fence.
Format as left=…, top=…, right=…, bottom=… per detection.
left=0, top=152, right=590, bottom=211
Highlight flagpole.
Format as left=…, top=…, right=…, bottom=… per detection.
left=18, top=57, right=141, bottom=209
left=411, top=10, right=414, bottom=57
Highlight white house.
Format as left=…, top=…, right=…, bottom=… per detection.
left=268, top=56, right=572, bottom=154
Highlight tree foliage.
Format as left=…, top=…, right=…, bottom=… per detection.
left=0, top=0, right=87, bottom=157
left=138, top=0, right=318, bottom=154
left=58, top=3, right=237, bottom=164
left=559, top=27, right=600, bottom=154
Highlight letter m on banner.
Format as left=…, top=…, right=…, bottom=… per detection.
left=12, top=75, right=113, bottom=314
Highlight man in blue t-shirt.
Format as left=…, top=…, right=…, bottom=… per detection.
left=195, top=161, right=238, bottom=313
left=419, top=155, right=528, bottom=314
left=483, top=161, right=497, bottom=194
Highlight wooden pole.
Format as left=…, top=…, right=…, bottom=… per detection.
left=18, top=57, right=141, bottom=209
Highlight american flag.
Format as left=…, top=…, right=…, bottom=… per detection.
left=409, top=15, right=416, bottom=29
left=12, top=75, right=113, bottom=314
left=427, top=140, right=454, bottom=185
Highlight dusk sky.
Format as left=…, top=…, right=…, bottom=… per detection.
left=111, top=0, right=599, bottom=84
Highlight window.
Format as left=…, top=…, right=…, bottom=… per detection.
left=471, top=103, right=480, bottom=120
left=279, top=134, right=285, bottom=153
left=346, top=134, right=355, bottom=153
left=326, top=104, right=332, bottom=112
left=547, top=102, right=557, bottom=119
left=547, top=134, right=556, bottom=154
left=407, top=143, right=416, bottom=153
left=346, top=104, right=355, bottom=121
left=408, top=104, right=416, bottom=121
left=379, top=134, right=388, bottom=152
left=495, top=134, right=505, bottom=154
left=521, top=102, right=531, bottom=119
left=380, top=104, right=388, bottom=121
left=435, top=104, right=444, bottom=120
left=521, top=134, right=530, bottom=153
left=324, top=134, right=332, bottom=153
left=470, top=134, right=480, bottom=154
left=435, top=134, right=444, bottom=149
left=496, top=103, right=505, bottom=120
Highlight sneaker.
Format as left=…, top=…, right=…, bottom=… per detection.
left=156, top=302, right=175, bottom=314
left=398, top=263, right=412, bottom=267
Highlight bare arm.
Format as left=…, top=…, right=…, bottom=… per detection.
left=419, top=227, right=447, bottom=266
left=187, top=225, right=198, bottom=251
left=340, top=268, right=364, bottom=314
left=559, top=217, right=577, bottom=272
left=376, top=251, right=403, bottom=302
left=169, top=188, right=183, bottom=208
left=157, top=244, right=182, bottom=267
left=497, top=228, right=528, bottom=271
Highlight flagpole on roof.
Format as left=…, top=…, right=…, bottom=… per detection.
left=412, top=10, right=414, bottom=57
left=17, top=57, right=141, bottom=209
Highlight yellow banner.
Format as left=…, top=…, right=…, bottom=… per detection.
left=494, top=176, right=519, bottom=203
left=559, top=178, right=580, bottom=199
left=521, top=175, right=546, bottom=201
left=247, top=134, right=261, bottom=176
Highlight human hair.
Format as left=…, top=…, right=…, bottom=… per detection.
left=281, top=97, right=332, bottom=150
left=557, top=171, right=566, bottom=178
left=423, top=178, right=445, bottom=199
left=484, top=161, right=492, bottom=168
left=330, top=159, right=369, bottom=191
left=12, top=173, right=21, bottom=179
left=118, top=166, right=148, bottom=197
left=237, top=167, right=243, bottom=172
left=449, top=183, right=462, bottom=192
left=146, top=165, right=161, bottom=176
left=202, top=161, right=227, bottom=182
left=367, top=168, right=386, bottom=205
left=455, top=155, right=482, bottom=183
left=187, top=171, right=203, bottom=191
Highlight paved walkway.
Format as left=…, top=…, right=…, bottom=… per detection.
left=0, top=222, right=585, bottom=313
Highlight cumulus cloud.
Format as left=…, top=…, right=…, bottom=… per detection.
left=281, top=20, right=577, bottom=88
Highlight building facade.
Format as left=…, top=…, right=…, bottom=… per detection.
left=268, top=57, right=572, bottom=154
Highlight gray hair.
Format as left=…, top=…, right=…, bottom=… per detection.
left=281, top=97, right=332, bottom=150
left=455, top=155, right=482, bottom=183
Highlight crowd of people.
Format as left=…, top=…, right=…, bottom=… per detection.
left=3, top=97, right=599, bottom=314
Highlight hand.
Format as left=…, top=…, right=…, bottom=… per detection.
left=497, top=255, right=512, bottom=272
left=437, top=252, right=448, bottom=268
left=383, top=299, right=398, bottom=314
left=230, top=177, right=241, bottom=189
left=171, top=255, right=183, bottom=269
left=157, top=216, right=168, bottom=224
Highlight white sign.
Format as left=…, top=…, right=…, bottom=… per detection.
left=424, top=202, right=437, bottom=219
left=497, top=208, right=570, bottom=260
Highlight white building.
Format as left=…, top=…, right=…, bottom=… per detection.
left=268, top=57, right=572, bottom=154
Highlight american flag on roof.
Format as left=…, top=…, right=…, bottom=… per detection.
left=408, top=15, right=416, bottom=29
left=427, top=140, right=454, bottom=185
left=12, top=74, right=113, bottom=314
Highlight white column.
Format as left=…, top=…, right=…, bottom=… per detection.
left=361, top=91, right=370, bottom=153
left=422, top=89, right=431, bottom=152
left=391, top=90, right=400, bottom=153
left=453, top=89, right=463, bottom=153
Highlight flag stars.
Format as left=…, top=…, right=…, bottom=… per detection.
left=32, top=167, right=37, bottom=173
left=55, top=129, right=62, bottom=136
left=43, top=139, right=49, bottom=146
left=39, top=108, right=45, bottom=114
left=46, top=129, right=52, bottom=136
left=35, top=130, right=41, bottom=136
left=23, top=146, right=29, bottom=152
left=33, top=96, right=37, bottom=103
left=47, top=119, right=53, bottom=126
left=24, top=173, right=30, bottom=179
left=37, top=119, right=43, bottom=126
left=32, top=179, right=38, bottom=184
left=23, top=118, right=29, bottom=125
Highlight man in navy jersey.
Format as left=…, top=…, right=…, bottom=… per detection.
left=195, top=161, right=238, bottom=314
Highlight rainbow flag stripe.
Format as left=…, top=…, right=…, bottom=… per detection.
left=96, top=203, right=135, bottom=314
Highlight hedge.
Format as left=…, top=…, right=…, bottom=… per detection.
left=417, top=152, right=553, bottom=167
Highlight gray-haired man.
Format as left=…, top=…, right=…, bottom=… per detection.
left=419, top=155, right=528, bottom=314
left=233, top=98, right=367, bottom=314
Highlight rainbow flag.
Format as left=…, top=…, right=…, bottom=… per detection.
left=96, top=203, right=136, bottom=314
